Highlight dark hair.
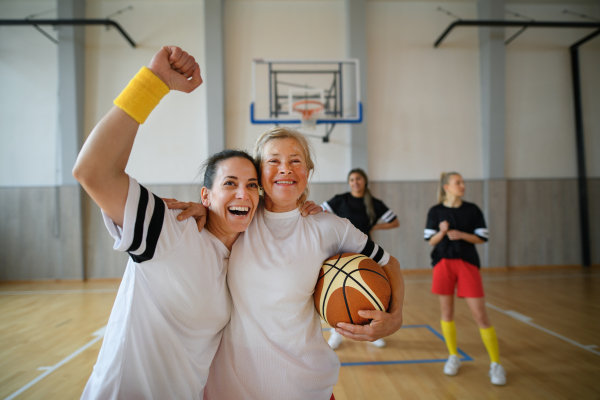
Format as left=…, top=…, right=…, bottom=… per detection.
left=200, top=149, right=258, bottom=190
left=348, top=168, right=376, bottom=226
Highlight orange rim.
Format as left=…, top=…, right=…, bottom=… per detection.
left=292, top=100, right=325, bottom=120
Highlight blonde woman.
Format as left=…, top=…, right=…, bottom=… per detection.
left=424, top=172, right=506, bottom=385
left=177, top=127, right=404, bottom=399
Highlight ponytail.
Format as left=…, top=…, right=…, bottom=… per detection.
left=363, top=188, right=376, bottom=226
left=438, top=171, right=460, bottom=204
left=348, top=168, right=376, bottom=226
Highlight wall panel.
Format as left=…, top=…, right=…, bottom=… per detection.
left=507, top=179, right=581, bottom=266
left=2, top=178, right=591, bottom=280
left=588, top=178, right=600, bottom=265
left=0, top=188, right=62, bottom=280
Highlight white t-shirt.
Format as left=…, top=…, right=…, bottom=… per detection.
left=204, top=206, right=390, bottom=400
left=81, top=177, right=232, bottom=400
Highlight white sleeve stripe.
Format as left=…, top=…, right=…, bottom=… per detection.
left=475, top=228, right=489, bottom=238
left=380, top=210, right=396, bottom=222
left=369, top=244, right=379, bottom=260
left=370, top=244, right=390, bottom=266
left=322, top=202, right=334, bottom=214
left=424, top=228, right=437, bottom=239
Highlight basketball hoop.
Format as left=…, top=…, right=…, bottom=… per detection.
left=292, top=100, right=324, bottom=131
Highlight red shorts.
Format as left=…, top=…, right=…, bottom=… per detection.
left=431, top=258, right=485, bottom=298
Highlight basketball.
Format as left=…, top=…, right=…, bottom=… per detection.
left=314, top=253, right=391, bottom=327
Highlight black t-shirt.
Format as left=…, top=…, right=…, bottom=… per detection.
left=424, top=201, right=488, bottom=268
left=323, top=192, right=397, bottom=237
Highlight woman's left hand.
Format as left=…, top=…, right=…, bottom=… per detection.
left=163, top=198, right=207, bottom=232
left=335, top=256, right=404, bottom=342
left=335, top=307, right=403, bottom=342
left=300, top=201, right=323, bottom=217
left=447, top=229, right=464, bottom=240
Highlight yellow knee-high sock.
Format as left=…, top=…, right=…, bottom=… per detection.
left=440, top=320, right=458, bottom=356
left=480, top=326, right=500, bottom=363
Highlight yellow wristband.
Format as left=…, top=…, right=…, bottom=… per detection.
left=114, top=67, right=170, bottom=124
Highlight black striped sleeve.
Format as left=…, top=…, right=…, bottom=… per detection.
left=126, top=185, right=149, bottom=253
left=360, top=239, right=385, bottom=264
left=127, top=186, right=165, bottom=263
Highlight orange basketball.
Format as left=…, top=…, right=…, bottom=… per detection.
left=314, top=253, right=391, bottom=327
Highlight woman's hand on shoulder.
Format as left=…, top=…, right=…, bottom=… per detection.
left=163, top=198, right=207, bottom=232
left=148, top=46, right=202, bottom=93
left=300, top=201, right=323, bottom=217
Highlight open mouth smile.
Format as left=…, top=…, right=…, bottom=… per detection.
left=228, top=206, right=250, bottom=216
left=274, top=180, right=296, bottom=185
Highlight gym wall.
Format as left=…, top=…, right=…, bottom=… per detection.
left=1, top=0, right=598, bottom=279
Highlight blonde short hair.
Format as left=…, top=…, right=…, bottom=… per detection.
left=253, top=126, right=315, bottom=206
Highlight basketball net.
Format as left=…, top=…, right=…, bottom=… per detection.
left=292, top=100, right=324, bottom=131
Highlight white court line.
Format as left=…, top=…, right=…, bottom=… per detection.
left=4, top=326, right=106, bottom=400
left=404, top=272, right=600, bottom=284
left=0, top=289, right=118, bottom=295
left=485, top=303, right=600, bottom=357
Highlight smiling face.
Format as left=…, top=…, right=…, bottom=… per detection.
left=444, top=174, right=465, bottom=199
left=201, top=157, right=260, bottom=237
left=348, top=172, right=367, bottom=198
left=260, top=138, right=310, bottom=213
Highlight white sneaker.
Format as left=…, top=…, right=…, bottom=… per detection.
left=328, top=331, right=343, bottom=350
left=443, top=355, right=461, bottom=376
left=489, top=362, right=506, bottom=385
left=370, top=339, right=386, bottom=348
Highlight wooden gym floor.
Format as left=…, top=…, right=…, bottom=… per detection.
left=1, top=267, right=599, bottom=399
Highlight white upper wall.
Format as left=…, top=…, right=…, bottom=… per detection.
left=367, top=1, right=483, bottom=181
left=0, top=1, right=59, bottom=187
left=224, top=0, right=351, bottom=183
left=505, top=4, right=600, bottom=179
left=2, top=0, right=598, bottom=188
left=85, top=0, right=207, bottom=185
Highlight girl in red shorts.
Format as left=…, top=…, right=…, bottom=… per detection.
left=424, top=172, right=506, bottom=385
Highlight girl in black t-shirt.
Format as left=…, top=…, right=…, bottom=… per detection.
left=322, top=168, right=399, bottom=349
left=322, top=168, right=399, bottom=237
left=424, top=172, right=506, bottom=385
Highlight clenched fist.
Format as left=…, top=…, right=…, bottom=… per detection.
left=148, top=46, right=202, bottom=93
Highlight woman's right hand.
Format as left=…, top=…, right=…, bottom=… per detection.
left=148, top=46, right=203, bottom=93
left=439, top=220, right=449, bottom=233
left=164, top=198, right=207, bottom=232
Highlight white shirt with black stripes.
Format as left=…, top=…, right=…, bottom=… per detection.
left=81, top=176, right=232, bottom=400
left=204, top=206, right=390, bottom=400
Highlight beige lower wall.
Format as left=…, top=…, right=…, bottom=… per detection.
left=0, top=186, right=83, bottom=280
left=1, top=178, right=597, bottom=279
left=506, top=179, right=582, bottom=266
left=588, top=179, right=600, bottom=265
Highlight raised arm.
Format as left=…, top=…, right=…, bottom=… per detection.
left=72, top=46, right=202, bottom=227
